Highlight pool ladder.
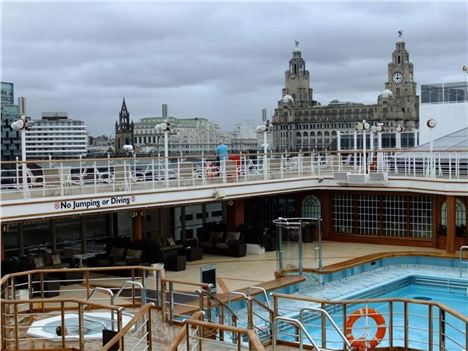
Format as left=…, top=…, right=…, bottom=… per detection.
left=460, top=246, right=468, bottom=277
left=86, top=281, right=145, bottom=331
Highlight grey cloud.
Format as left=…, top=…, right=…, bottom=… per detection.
left=2, top=2, right=467, bottom=135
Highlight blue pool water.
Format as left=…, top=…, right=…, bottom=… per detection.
left=229, top=256, right=467, bottom=349
left=282, top=275, right=468, bottom=350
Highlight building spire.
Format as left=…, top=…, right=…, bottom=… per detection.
left=121, top=97, right=127, bottom=113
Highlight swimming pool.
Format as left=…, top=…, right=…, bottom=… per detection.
left=230, top=255, right=467, bottom=349
left=278, top=275, right=468, bottom=350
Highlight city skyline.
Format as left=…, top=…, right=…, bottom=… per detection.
left=2, top=1, right=467, bottom=135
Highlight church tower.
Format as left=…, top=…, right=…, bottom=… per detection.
left=282, top=42, right=313, bottom=106
left=384, top=33, right=419, bottom=128
left=114, top=98, right=134, bottom=153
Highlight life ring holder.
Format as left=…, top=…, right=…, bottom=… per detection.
left=345, top=307, right=386, bottom=350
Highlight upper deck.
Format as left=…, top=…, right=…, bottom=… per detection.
left=1, top=150, right=467, bottom=222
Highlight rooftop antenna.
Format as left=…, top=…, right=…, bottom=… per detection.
left=262, top=108, right=267, bottom=122
left=294, top=40, right=299, bottom=48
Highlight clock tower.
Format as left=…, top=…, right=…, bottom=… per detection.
left=384, top=33, right=419, bottom=128
left=282, top=42, right=313, bottom=106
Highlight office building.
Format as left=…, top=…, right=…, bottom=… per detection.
left=25, top=112, right=88, bottom=158
left=134, top=115, right=224, bottom=155
left=1, top=82, right=21, bottom=161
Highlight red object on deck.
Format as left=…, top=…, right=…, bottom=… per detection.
left=229, top=155, right=241, bottom=174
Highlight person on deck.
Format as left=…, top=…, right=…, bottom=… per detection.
left=216, top=140, right=229, bottom=175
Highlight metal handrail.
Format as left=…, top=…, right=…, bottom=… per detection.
left=87, top=287, right=116, bottom=330
left=2, top=150, right=467, bottom=205
left=272, top=316, right=321, bottom=351
left=202, top=289, right=238, bottom=322
left=273, top=293, right=468, bottom=350
left=299, top=307, right=352, bottom=350
left=87, top=287, right=115, bottom=304
left=460, top=246, right=468, bottom=277
left=168, top=313, right=266, bottom=351
left=247, top=286, right=271, bottom=309
left=115, top=280, right=146, bottom=304
left=227, top=291, right=249, bottom=309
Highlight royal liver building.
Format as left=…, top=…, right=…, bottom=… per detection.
left=272, top=35, right=419, bottom=151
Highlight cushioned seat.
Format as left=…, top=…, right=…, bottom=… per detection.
left=165, top=254, right=187, bottom=271
left=178, top=246, right=203, bottom=261
left=199, top=231, right=246, bottom=257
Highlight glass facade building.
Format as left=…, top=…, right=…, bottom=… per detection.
left=1, top=82, right=21, bottom=161
left=421, top=81, right=467, bottom=104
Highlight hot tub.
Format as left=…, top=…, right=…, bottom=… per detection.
left=27, top=311, right=133, bottom=341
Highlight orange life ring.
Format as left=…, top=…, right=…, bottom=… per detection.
left=346, top=307, right=386, bottom=350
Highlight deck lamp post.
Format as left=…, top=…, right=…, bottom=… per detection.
left=255, top=120, right=272, bottom=180
left=11, top=115, right=30, bottom=198
left=355, top=120, right=370, bottom=174
left=427, top=118, right=437, bottom=177
left=426, top=118, right=437, bottom=153
left=395, top=124, right=404, bottom=149
left=375, top=123, right=384, bottom=150
left=155, top=120, right=171, bottom=185
left=371, top=123, right=384, bottom=172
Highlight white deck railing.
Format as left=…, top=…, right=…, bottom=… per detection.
left=1, top=150, right=467, bottom=200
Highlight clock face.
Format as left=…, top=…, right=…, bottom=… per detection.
left=392, top=72, right=404, bottom=84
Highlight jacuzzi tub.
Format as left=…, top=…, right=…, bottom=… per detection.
left=27, top=311, right=133, bottom=341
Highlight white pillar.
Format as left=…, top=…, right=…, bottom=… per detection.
left=263, top=131, right=268, bottom=180
left=396, top=131, right=401, bottom=149
left=362, top=130, right=367, bottom=174
left=353, top=131, right=358, bottom=170
left=413, top=129, right=419, bottom=147
left=336, top=131, right=341, bottom=151
left=164, top=131, right=169, bottom=186
left=377, top=132, right=382, bottom=150
left=21, top=129, right=29, bottom=198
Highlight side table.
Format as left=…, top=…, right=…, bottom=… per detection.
left=178, top=247, right=203, bottom=262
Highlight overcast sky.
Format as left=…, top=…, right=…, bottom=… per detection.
left=2, top=1, right=467, bottom=135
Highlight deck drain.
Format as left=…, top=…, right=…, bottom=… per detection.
left=413, top=296, right=432, bottom=301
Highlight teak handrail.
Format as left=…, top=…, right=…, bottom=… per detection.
left=168, top=314, right=265, bottom=351
left=273, top=293, right=468, bottom=323
left=162, top=278, right=212, bottom=289
left=168, top=311, right=205, bottom=349
left=0, top=265, right=163, bottom=288
left=101, top=303, right=155, bottom=351
left=1, top=297, right=124, bottom=312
